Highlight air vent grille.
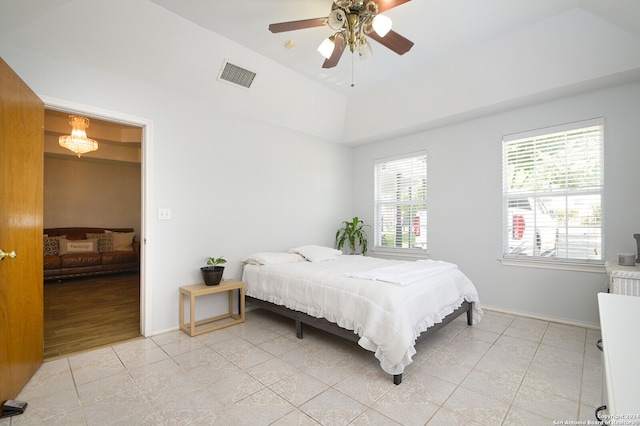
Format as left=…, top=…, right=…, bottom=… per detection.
left=218, top=61, right=256, bottom=89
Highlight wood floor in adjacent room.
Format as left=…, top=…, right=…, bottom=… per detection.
left=44, top=272, right=141, bottom=359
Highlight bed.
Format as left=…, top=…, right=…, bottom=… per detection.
left=241, top=245, right=483, bottom=385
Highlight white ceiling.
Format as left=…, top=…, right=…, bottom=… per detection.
left=147, top=0, right=640, bottom=96
left=2, top=0, right=640, bottom=145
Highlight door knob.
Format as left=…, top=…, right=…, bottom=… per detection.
left=0, top=249, right=17, bottom=260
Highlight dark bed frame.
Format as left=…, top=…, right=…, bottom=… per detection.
left=246, top=295, right=474, bottom=385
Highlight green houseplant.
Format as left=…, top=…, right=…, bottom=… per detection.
left=200, top=256, right=227, bottom=286
left=335, top=217, right=370, bottom=255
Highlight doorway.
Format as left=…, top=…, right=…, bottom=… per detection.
left=41, top=97, right=152, bottom=354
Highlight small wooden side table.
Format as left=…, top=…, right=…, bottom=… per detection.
left=179, top=279, right=245, bottom=337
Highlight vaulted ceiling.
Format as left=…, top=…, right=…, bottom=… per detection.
left=150, top=0, right=640, bottom=96
left=2, top=0, right=640, bottom=145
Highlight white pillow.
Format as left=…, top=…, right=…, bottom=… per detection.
left=289, top=245, right=342, bottom=262
left=241, top=252, right=304, bottom=265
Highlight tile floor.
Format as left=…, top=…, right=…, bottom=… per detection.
left=3, top=309, right=603, bottom=425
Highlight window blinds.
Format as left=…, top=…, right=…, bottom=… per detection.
left=503, top=119, right=604, bottom=262
left=374, top=152, right=427, bottom=251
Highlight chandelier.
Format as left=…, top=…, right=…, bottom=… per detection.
left=58, top=115, right=98, bottom=158
left=317, top=0, right=393, bottom=61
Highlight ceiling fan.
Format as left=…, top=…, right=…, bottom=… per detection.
left=269, top=0, right=414, bottom=69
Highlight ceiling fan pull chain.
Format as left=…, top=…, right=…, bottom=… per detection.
left=351, top=50, right=355, bottom=87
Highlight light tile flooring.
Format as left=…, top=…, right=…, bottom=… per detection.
left=4, top=309, right=603, bottom=425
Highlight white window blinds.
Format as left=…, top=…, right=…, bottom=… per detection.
left=374, top=152, right=427, bottom=252
left=502, top=119, right=604, bottom=262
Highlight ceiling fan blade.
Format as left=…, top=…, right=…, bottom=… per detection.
left=322, top=34, right=346, bottom=68
left=375, top=0, right=411, bottom=13
left=367, top=29, right=414, bottom=55
left=269, top=17, right=326, bottom=33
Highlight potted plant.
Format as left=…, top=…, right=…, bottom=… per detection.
left=335, top=216, right=370, bottom=255
left=200, top=256, right=227, bottom=286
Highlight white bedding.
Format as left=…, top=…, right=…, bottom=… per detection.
left=345, top=259, right=458, bottom=286
left=242, top=255, right=483, bottom=375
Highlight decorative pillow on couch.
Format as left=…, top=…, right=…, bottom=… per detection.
left=106, top=230, right=135, bottom=251
left=43, top=235, right=65, bottom=256
left=86, top=232, right=114, bottom=252
left=58, top=238, right=99, bottom=255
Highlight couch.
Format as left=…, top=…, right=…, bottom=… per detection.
left=44, top=227, right=140, bottom=281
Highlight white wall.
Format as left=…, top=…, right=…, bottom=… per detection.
left=3, top=0, right=639, bottom=332
left=352, top=81, right=640, bottom=327
left=1, top=42, right=352, bottom=336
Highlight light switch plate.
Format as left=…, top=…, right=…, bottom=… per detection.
left=158, top=208, right=171, bottom=220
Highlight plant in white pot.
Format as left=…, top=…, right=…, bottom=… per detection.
left=335, top=216, right=370, bottom=255
left=200, top=256, right=227, bottom=286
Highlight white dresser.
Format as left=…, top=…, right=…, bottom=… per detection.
left=605, top=261, right=640, bottom=296
left=597, top=293, right=640, bottom=422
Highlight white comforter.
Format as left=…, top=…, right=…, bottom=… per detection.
left=242, top=256, right=482, bottom=375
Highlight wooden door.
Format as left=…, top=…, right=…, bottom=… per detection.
left=0, top=57, right=44, bottom=400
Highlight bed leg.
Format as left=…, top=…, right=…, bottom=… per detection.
left=393, top=374, right=402, bottom=385
left=295, top=319, right=303, bottom=339
left=466, top=302, right=473, bottom=326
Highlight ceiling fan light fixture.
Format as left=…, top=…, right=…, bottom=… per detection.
left=269, top=0, right=414, bottom=69
left=372, top=14, right=392, bottom=37
left=318, top=36, right=335, bottom=59
left=58, top=115, right=98, bottom=158
left=358, top=39, right=373, bottom=59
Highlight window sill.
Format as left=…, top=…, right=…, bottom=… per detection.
left=499, top=257, right=606, bottom=273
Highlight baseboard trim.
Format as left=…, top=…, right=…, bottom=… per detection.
left=482, top=305, right=600, bottom=330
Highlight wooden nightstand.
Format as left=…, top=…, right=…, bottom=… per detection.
left=179, top=279, right=245, bottom=336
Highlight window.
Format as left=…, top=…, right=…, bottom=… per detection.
left=374, top=152, right=427, bottom=253
left=502, top=119, right=604, bottom=264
